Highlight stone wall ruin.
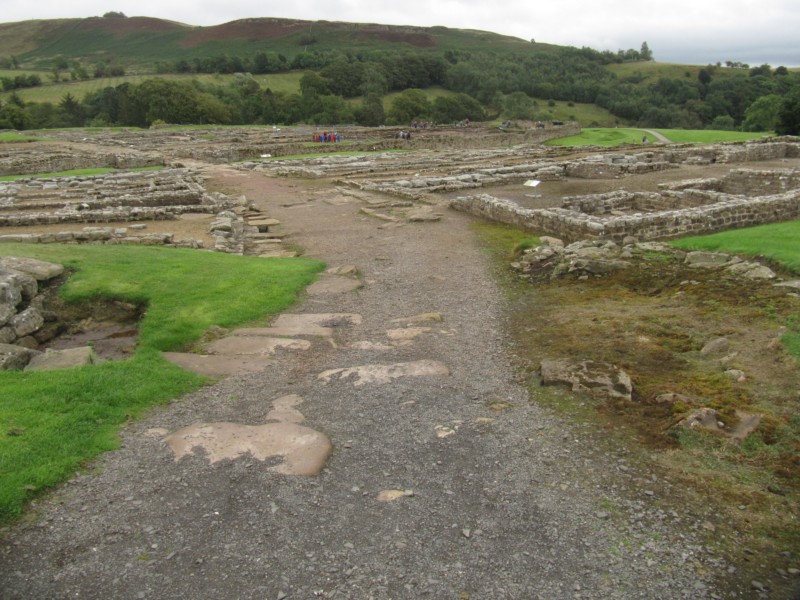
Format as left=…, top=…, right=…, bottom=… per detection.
left=449, top=138, right=800, bottom=243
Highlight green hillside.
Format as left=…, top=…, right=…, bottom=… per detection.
left=0, top=14, right=797, bottom=134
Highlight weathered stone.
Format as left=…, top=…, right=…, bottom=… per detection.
left=701, top=337, right=730, bottom=355
left=0, top=343, right=38, bottom=370
left=675, top=408, right=762, bottom=441
left=25, top=347, right=96, bottom=371
left=0, top=326, right=15, bottom=343
left=9, top=307, right=44, bottom=338
left=0, top=257, right=64, bottom=281
left=725, top=262, right=776, bottom=280
left=540, top=358, right=633, bottom=401
left=318, top=360, right=450, bottom=386
left=685, top=251, right=731, bottom=268
left=0, top=303, right=14, bottom=327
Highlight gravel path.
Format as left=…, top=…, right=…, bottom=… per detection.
left=1, top=170, right=732, bottom=599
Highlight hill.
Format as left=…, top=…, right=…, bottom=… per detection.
left=0, top=15, right=548, bottom=71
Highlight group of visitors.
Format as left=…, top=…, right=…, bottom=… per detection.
left=313, top=132, right=342, bottom=143
left=396, top=130, right=413, bottom=140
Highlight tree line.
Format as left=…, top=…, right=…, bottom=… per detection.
left=1, top=44, right=798, bottom=133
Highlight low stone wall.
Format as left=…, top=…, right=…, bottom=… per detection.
left=451, top=187, right=800, bottom=243
left=0, top=147, right=164, bottom=177
left=0, top=226, right=202, bottom=248
left=0, top=257, right=64, bottom=357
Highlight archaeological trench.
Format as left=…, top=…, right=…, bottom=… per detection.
left=1, top=124, right=800, bottom=595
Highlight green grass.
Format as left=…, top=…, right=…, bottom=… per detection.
left=671, top=220, right=800, bottom=273
left=1, top=72, right=304, bottom=104
left=0, top=243, right=323, bottom=520
left=653, top=129, right=772, bottom=143
left=0, top=132, right=48, bottom=143
left=470, top=221, right=540, bottom=262
left=546, top=128, right=652, bottom=147
left=0, top=166, right=164, bottom=181
left=527, top=98, right=621, bottom=127
left=548, top=127, right=773, bottom=147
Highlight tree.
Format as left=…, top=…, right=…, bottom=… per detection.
left=387, top=89, right=432, bottom=124
left=775, top=88, right=800, bottom=135
left=432, top=94, right=485, bottom=123
left=502, top=91, right=535, bottom=120
left=742, top=94, right=782, bottom=131
left=357, top=94, right=385, bottom=126
left=59, top=93, right=85, bottom=126
left=0, top=104, right=32, bottom=130
left=640, top=41, right=653, bottom=61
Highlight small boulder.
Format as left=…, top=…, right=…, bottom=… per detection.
left=0, top=343, right=39, bottom=371
left=25, top=347, right=97, bottom=371
left=9, top=308, right=44, bottom=338
left=540, top=359, right=632, bottom=401
left=685, top=251, right=730, bottom=268
left=701, top=337, right=729, bottom=355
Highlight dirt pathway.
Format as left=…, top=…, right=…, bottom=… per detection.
left=1, top=169, right=729, bottom=599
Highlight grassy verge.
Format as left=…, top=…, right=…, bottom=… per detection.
left=0, top=166, right=165, bottom=182
left=671, top=220, right=800, bottom=358
left=670, top=220, right=800, bottom=273
left=473, top=218, right=800, bottom=584
left=0, top=244, right=323, bottom=520
left=0, top=132, right=48, bottom=143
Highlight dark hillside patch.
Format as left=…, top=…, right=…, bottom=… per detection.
left=180, top=18, right=308, bottom=47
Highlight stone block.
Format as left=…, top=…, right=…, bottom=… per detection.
left=25, top=346, right=96, bottom=371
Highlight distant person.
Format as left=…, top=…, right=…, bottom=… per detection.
left=642, top=135, right=648, bottom=143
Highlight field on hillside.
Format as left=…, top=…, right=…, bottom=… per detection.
left=605, top=61, right=743, bottom=84
left=1, top=71, right=305, bottom=103
left=548, top=128, right=771, bottom=146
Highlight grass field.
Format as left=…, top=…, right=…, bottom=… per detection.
left=548, top=127, right=772, bottom=147
left=545, top=128, right=653, bottom=147
left=653, top=129, right=773, bottom=143
left=0, top=71, right=305, bottom=104
left=0, top=132, right=48, bottom=142
left=0, top=243, right=323, bottom=520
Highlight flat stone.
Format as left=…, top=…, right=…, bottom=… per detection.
left=165, top=421, right=331, bottom=475
left=318, top=360, right=450, bottom=386
left=264, top=313, right=363, bottom=337
left=0, top=257, right=64, bottom=281
left=165, top=395, right=331, bottom=476
left=685, top=251, right=731, bottom=267
left=540, top=358, right=632, bottom=401
left=207, top=336, right=311, bottom=356
left=163, top=352, right=272, bottom=377
left=386, top=327, right=432, bottom=341
left=306, top=276, right=364, bottom=295
left=24, top=347, right=95, bottom=371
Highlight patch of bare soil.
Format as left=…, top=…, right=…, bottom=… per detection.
left=34, top=275, right=144, bottom=361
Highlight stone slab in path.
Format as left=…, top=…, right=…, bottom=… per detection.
left=162, top=352, right=272, bottom=377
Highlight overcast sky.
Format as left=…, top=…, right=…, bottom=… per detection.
left=4, top=0, right=799, bottom=67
